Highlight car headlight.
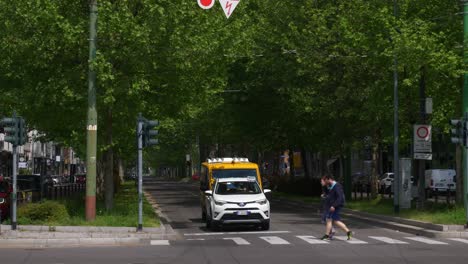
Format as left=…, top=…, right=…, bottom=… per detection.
left=0, top=198, right=5, bottom=204
left=256, top=199, right=267, bottom=205
left=214, top=200, right=226, bottom=206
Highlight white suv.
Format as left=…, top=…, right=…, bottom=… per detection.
left=204, top=177, right=271, bottom=230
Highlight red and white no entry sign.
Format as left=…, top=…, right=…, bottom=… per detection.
left=416, top=126, right=430, bottom=139
left=198, top=0, right=215, bottom=9
left=413, top=125, right=432, bottom=155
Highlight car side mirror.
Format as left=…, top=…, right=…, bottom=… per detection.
left=205, top=190, right=213, bottom=196
left=263, top=189, right=271, bottom=194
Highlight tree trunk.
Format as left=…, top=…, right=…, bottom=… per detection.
left=456, top=145, right=463, bottom=205
left=371, top=142, right=380, bottom=199
left=114, top=156, right=123, bottom=193
left=104, top=108, right=114, bottom=210
left=370, top=130, right=383, bottom=199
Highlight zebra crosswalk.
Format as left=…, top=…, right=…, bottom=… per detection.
left=152, top=235, right=468, bottom=247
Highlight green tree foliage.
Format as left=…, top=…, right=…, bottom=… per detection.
left=0, top=0, right=464, bottom=178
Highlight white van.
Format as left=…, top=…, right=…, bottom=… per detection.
left=425, top=169, right=456, bottom=193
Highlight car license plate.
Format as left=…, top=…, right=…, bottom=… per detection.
left=237, top=211, right=249, bottom=216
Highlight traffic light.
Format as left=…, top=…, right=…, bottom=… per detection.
left=0, top=115, right=27, bottom=146
left=0, top=117, right=19, bottom=146
left=18, top=117, right=27, bottom=145
left=450, top=119, right=467, bottom=146
left=143, top=119, right=159, bottom=147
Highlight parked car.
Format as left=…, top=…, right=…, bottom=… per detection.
left=0, top=176, right=12, bottom=220
left=380, top=172, right=414, bottom=193
left=75, top=173, right=86, bottom=184
left=379, top=173, right=395, bottom=189
left=44, top=175, right=60, bottom=186
left=425, top=169, right=456, bottom=195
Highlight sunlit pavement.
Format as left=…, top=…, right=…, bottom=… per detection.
left=1, top=179, right=468, bottom=264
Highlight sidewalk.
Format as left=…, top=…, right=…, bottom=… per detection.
left=0, top=223, right=177, bottom=248
left=0, top=188, right=178, bottom=248
left=273, top=196, right=468, bottom=239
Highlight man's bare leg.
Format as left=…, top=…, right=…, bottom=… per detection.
left=333, top=220, right=350, bottom=233
left=325, top=219, right=333, bottom=235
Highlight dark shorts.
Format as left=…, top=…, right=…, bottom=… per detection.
left=326, top=207, right=342, bottom=221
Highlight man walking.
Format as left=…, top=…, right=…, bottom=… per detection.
left=321, top=175, right=352, bottom=241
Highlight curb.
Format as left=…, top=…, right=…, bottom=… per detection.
left=0, top=237, right=144, bottom=248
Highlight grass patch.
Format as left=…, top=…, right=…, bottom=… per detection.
left=347, top=197, right=466, bottom=225
left=17, top=181, right=159, bottom=227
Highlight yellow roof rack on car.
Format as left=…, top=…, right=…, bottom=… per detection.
left=206, top=157, right=249, bottom=164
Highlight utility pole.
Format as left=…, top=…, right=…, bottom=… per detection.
left=137, top=115, right=143, bottom=231
left=416, top=67, right=427, bottom=210
left=12, top=134, right=17, bottom=230
left=463, top=0, right=468, bottom=227
left=393, top=0, right=400, bottom=214
left=86, top=0, right=98, bottom=221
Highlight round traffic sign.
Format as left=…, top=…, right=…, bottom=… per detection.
left=416, top=126, right=429, bottom=139
left=198, top=0, right=215, bottom=9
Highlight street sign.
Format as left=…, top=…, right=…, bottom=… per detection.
left=414, top=153, right=432, bottom=160
left=413, top=125, right=432, bottom=153
left=425, top=98, right=433, bottom=114
left=198, top=0, right=215, bottom=9
left=219, top=0, right=240, bottom=18
left=18, top=162, right=27, bottom=169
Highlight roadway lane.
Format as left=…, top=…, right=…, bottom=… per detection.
left=1, top=178, right=468, bottom=264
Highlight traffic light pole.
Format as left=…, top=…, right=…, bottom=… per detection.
left=86, top=0, right=98, bottom=221
left=393, top=0, right=400, bottom=214
left=137, top=117, right=143, bottom=231
left=463, top=0, right=468, bottom=227
left=11, top=145, right=17, bottom=230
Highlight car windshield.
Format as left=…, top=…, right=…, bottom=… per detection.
left=215, top=181, right=261, bottom=195
left=212, top=169, right=257, bottom=180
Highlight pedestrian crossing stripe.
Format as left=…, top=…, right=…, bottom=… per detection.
left=405, top=237, right=448, bottom=245
left=296, top=236, right=329, bottom=244
left=224, top=237, right=251, bottom=245
left=150, top=240, right=170, bottom=245
left=368, top=236, right=408, bottom=244
left=170, top=235, right=466, bottom=246
left=334, top=236, right=368, bottom=244
left=260, top=236, right=291, bottom=245
left=447, top=238, right=468, bottom=244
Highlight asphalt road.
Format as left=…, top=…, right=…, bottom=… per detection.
left=1, top=178, right=468, bottom=264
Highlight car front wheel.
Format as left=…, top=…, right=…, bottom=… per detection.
left=202, top=210, right=207, bottom=221
left=261, top=221, right=270, bottom=231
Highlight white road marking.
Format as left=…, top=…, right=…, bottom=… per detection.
left=368, top=236, right=408, bottom=244
left=260, top=236, right=291, bottom=245
left=297, top=236, right=329, bottom=244
left=335, top=236, right=368, bottom=244
left=223, top=237, right=251, bottom=245
left=405, top=237, right=448, bottom=245
left=150, top=240, right=170, bottom=246
left=184, top=230, right=290, bottom=236
left=447, top=238, right=468, bottom=244
left=187, top=238, right=205, bottom=241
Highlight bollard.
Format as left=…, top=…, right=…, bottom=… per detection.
left=435, top=189, right=438, bottom=203
left=353, top=185, right=357, bottom=200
